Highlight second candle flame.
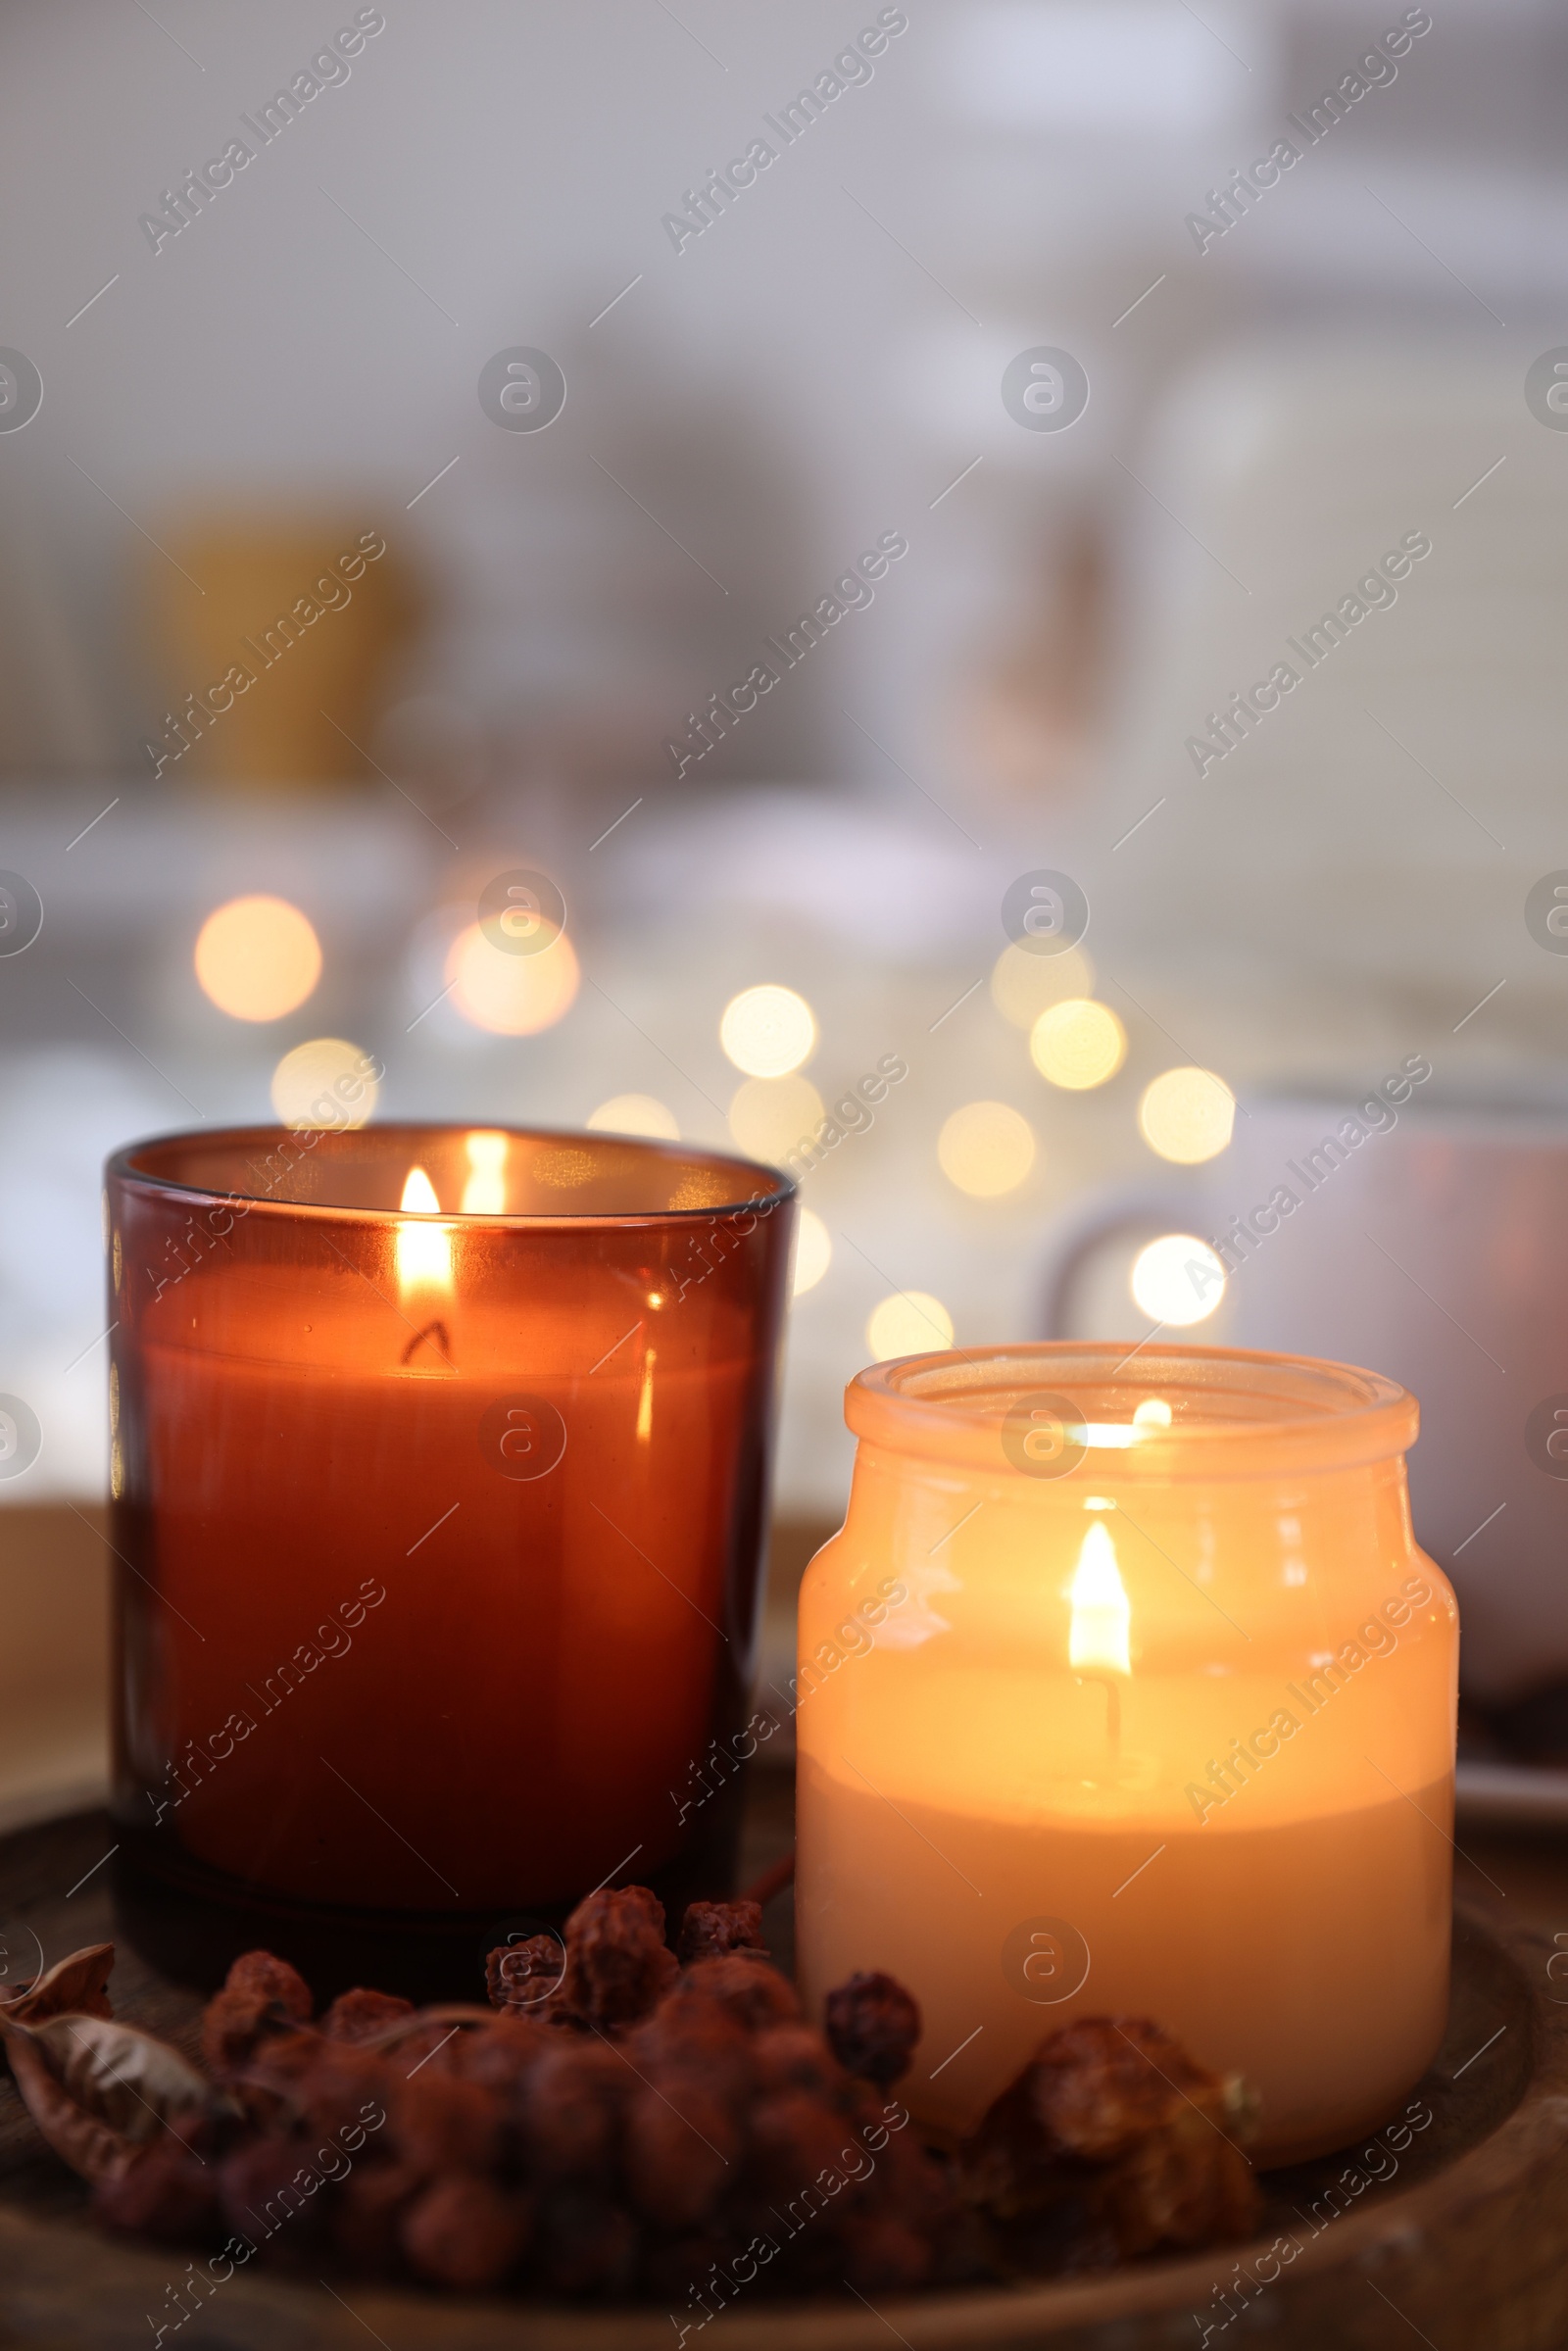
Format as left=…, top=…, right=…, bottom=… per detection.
left=1067, top=1520, right=1131, bottom=1677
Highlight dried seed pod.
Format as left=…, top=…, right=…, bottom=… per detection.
left=744, top=2090, right=859, bottom=2200
left=2, top=1943, right=116, bottom=2025
left=217, top=2133, right=330, bottom=2259
left=486, top=1934, right=574, bottom=2024
left=823, top=1971, right=920, bottom=2089
left=201, top=1951, right=313, bottom=2075
left=388, top=2071, right=503, bottom=2180
left=517, top=2041, right=628, bottom=2183
left=93, top=2139, right=220, bottom=2243
left=332, top=2156, right=424, bottom=2273
left=320, top=1988, right=415, bottom=2044
left=679, top=1955, right=800, bottom=2034
left=400, top=2171, right=532, bottom=2291
left=676, top=1899, right=766, bottom=1964
left=751, top=2023, right=847, bottom=2101
left=959, top=2015, right=1260, bottom=2264
left=562, top=1886, right=677, bottom=2030
left=458, top=2012, right=555, bottom=2098
left=621, top=2077, right=738, bottom=2229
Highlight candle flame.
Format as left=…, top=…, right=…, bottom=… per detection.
left=396, top=1163, right=453, bottom=1295
left=1067, top=1520, right=1131, bottom=1677
left=461, top=1129, right=509, bottom=1214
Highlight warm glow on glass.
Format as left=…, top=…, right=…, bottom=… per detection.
left=937, top=1102, right=1036, bottom=1197
left=586, top=1095, right=679, bottom=1141
left=1066, top=1519, right=1132, bottom=1676
left=719, top=984, right=816, bottom=1077
left=1030, top=999, right=1126, bottom=1091
left=1132, top=1234, right=1226, bottom=1325
left=1132, top=1396, right=1172, bottom=1430
left=447, top=921, right=579, bottom=1035
left=396, top=1164, right=452, bottom=1294
left=269, top=1038, right=376, bottom=1130
left=461, top=1130, right=509, bottom=1213
left=728, top=1074, right=823, bottom=1166
left=866, top=1290, right=954, bottom=1361
left=793, top=1206, right=832, bottom=1296
left=989, top=940, right=1094, bottom=1031
left=195, top=895, right=321, bottom=1022
left=1138, top=1066, right=1236, bottom=1163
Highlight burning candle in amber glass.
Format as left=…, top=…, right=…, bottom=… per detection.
left=106, top=1124, right=794, bottom=1989
left=796, top=1344, right=1456, bottom=2166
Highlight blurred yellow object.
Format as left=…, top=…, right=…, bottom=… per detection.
left=586, top=1095, right=679, bottom=1140
left=866, top=1290, right=954, bottom=1360
left=446, top=921, right=579, bottom=1035
left=270, top=1037, right=377, bottom=1128
left=938, top=1102, right=1036, bottom=1197
left=195, top=895, right=320, bottom=1021
left=1139, top=1067, right=1236, bottom=1164
left=793, top=1207, right=832, bottom=1295
left=720, top=984, right=816, bottom=1077
left=728, top=1074, right=824, bottom=1165
left=1132, top=1234, right=1227, bottom=1325
left=989, top=941, right=1094, bottom=1029
left=143, top=515, right=419, bottom=788
left=1030, top=999, right=1126, bottom=1090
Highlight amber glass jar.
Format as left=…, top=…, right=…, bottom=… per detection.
left=796, top=1344, right=1456, bottom=2164
left=106, top=1124, right=794, bottom=1991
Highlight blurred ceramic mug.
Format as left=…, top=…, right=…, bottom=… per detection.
left=1040, top=1077, right=1568, bottom=1703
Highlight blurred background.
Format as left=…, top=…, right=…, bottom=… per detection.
left=2, top=0, right=1566, bottom=1559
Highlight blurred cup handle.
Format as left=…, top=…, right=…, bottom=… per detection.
left=1038, top=1185, right=1200, bottom=1340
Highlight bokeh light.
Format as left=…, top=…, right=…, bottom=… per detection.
left=719, top=984, right=816, bottom=1077
left=195, top=895, right=320, bottom=1022
left=937, top=1101, right=1036, bottom=1197
left=866, top=1290, right=954, bottom=1360
left=1131, top=1234, right=1227, bottom=1325
left=1029, top=999, right=1127, bottom=1091
left=586, top=1095, right=679, bottom=1141
left=1137, top=1066, right=1236, bottom=1163
left=447, top=920, right=579, bottom=1035
left=727, top=1074, right=823, bottom=1165
left=269, top=1037, right=377, bottom=1130
left=793, top=1206, right=832, bottom=1296
left=989, top=940, right=1094, bottom=1031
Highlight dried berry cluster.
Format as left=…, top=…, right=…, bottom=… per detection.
left=94, top=1892, right=974, bottom=2298
left=0, top=1892, right=1260, bottom=2303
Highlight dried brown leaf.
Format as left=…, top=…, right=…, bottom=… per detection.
left=0, top=2008, right=238, bottom=2184
left=1, top=1942, right=115, bottom=2025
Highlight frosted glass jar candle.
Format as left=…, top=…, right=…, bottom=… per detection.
left=796, top=1345, right=1456, bottom=2165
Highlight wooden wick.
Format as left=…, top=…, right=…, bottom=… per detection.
left=400, top=1317, right=453, bottom=1367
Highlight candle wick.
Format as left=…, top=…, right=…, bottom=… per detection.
left=401, top=1317, right=454, bottom=1369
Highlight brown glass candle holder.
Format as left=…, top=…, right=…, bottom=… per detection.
left=105, top=1123, right=795, bottom=1994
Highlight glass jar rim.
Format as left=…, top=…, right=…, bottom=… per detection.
left=847, top=1343, right=1416, bottom=1481
left=107, top=1123, right=794, bottom=1228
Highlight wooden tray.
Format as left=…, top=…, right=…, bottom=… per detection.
left=0, top=1784, right=1563, bottom=2350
